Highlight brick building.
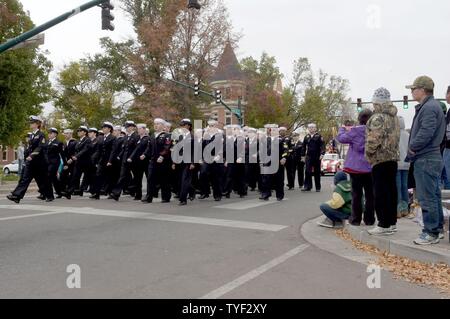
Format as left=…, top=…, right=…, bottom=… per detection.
left=0, top=145, right=17, bottom=165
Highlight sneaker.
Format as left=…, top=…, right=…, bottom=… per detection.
left=367, top=226, right=394, bottom=236
left=390, top=225, right=398, bottom=233
left=414, top=233, right=440, bottom=245
left=438, top=232, right=445, bottom=240
left=317, top=218, right=335, bottom=229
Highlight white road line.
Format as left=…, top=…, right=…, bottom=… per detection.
left=200, top=244, right=310, bottom=299
left=214, top=198, right=289, bottom=210
left=0, top=211, right=66, bottom=221
left=0, top=205, right=288, bottom=232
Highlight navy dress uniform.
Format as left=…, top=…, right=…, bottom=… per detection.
left=81, top=128, right=99, bottom=193
left=302, top=127, right=325, bottom=192
left=111, top=121, right=139, bottom=201
left=142, top=120, right=173, bottom=203
left=245, top=128, right=260, bottom=192
left=291, top=136, right=305, bottom=189
left=45, top=128, right=64, bottom=197
left=59, top=129, right=78, bottom=197
left=67, top=126, right=92, bottom=197
left=128, top=124, right=149, bottom=201
left=108, top=126, right=126, bottom=196
left=8, top=116, right=53, bottom=203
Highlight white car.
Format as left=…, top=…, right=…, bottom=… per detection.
left=3, top=160, right=19, bottom=175
left=321, top=153, right=344, bottom=176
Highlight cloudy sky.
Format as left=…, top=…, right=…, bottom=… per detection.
left=18, top=0, right=450, bottom=127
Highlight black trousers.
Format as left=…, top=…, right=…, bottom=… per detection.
left=372, top=161, right=398, bottom=228
left=12, top=160, right=52, bottom=199
left=112, top=161, right=133, bottom=197
left=304, top=157, right=321, bottom=190
left=81, top=163, right=96, bottom=192
left=296, top=161, right=305, bottom=188
left=59, top=163, right=74, bottom=193
left=146, top=161, right=172, bottom=202
left=349, top=173, right=375, bottom=225
left=179, top=164, right=196, bottom=202
left=223, top=163, right=234, bottom=195
left=261, top=164, right=285, bottom=199
left=286, top=157, right=296, bottom=188
left=68, top=161, right=89, bottom=194
left=232, top=163, right=247, bottom=196
left=131, top=161, right=148, bottom=199
left=48, top=161, right=62, bottom=196
left=199, top=162, right=223, bottom=199
left=246, top=163, right=260, bottom=190
left=92, top=162, right=115, bottom=196
left=171, top=164, right=183, bottom=196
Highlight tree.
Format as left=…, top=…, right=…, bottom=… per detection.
left=287, top=58, right=352, bottom=141
left=240, top=52, right=293, bottom=128
left=0, top=0, right=53, bottom=146
left=53, top=58, right=123, bottom=129
left=121, top=0, right=238, bottom=123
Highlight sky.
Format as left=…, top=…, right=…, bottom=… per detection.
left=17, top=0, right=450, bottom=128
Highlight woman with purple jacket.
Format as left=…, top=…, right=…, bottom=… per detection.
left=337, top=109, right=375, bottom=226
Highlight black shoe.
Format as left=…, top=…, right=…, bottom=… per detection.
left=89, top=194, right=100, bottom=200
left=179, top=201, right=187, bottom=206
left=277, top=197, right=284, bottom=201
left=161, top=200, right=170, bottom=203
left=250, top=188, right=256, bottom=192
left=214, top=197, right=221, bottom=202
left=56, top=194, right=63, bottom=199
left=141, top=198, right=152, bottom=204
left=316, top=190, right=321, bottom=193
left=288, top=187, right=294, bottom=191
left=46, top=198, right=54, bottom=202
left=110, top=194, right=119, bottom=202
left=189, top=196, right=195, bottom=201
left=199, top=195, right=209, bottom=200
left=37, top=195, right=46, bottom=200
left=123, top=190, right=130, bottom=196
left=239, top=195, right=246, bottom=198
left=225, top=193, right=231, bottom=199
left=7, top=195, right=20, bottom=204
left=62, top=192, right=71, bottom=200
left=301, top=188, right=311, bottom=192
left=174, top=194, right=180, bottom=199
left=74, top=191, right=83, bottom=197
left=134, top=197, right=142, bottom=201
left=259, top=196, right=270, bottom=201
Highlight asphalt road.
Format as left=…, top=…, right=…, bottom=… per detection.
left=0, top=177, right=443, bottom=298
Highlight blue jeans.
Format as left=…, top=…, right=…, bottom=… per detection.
left=443, top=149, right=450, bottom=189
left=413, top=156, right=444, bottom=236
left=320, top=203, right=349, bottom=223
left=396, top=170, right=409, bottom=205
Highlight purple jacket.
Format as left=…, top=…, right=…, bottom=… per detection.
left=337, top=126, right=372, bottom=173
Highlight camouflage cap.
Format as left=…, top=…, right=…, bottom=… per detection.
left=406, top=76, right=435, bottom=91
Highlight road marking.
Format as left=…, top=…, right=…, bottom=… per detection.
left=0, top=211, right=66, bottom=221
left=0, top=205, right=288, bottom=232
left=200, top=244, right=310, bottom=299
left=214, top=198, right=289, bottom=210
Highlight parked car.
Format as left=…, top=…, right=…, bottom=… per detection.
left=321, top=153, right=343, bottom=176
left=3, top=160, right=19, bottom=175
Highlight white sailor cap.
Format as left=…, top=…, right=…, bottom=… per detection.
left=154, top=118, right=165, bottom=125
left=307, top=123, right=317, bottom=129
left=124, top=120, right=136, bottom=128
left=113, top=125, right=122, bottom=131
left=102, top=122, right=114, bottom=129
left=247, top=127, right=257, bottom=133
left=63, top=129, right=73, bottom=134
left=279, top=127, right=288, bottom=131
left=208, top=119, right=218, bottom=126
left=29, top=115, right=42, bottom=123
left=77, top=126, right=89, bottom=132
left=120, top=127, right=127, bottom=134
left=88, top=128, right=98, bottom=133
left=164, top=121, right=172, bottom=128
left=137, top=123, right=147, bottom=129
left=49, top=127, right=58, bottom=134
left=180, top=119, right=192, bottom=126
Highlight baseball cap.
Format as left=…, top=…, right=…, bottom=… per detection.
left=406, top=76, right=435, bottom=91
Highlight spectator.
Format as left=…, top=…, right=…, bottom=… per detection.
left=365, top=87, right=400, bottom=236
left=17, top=142, right=24, bottom=177
left=337, top=109, right=375, bottom=226
left=397, top=116, right=410, bottom=218
left=406, top=76, right=446, bottom=245
left=443, top=88, right=450, bottom=191
left=317, top=172, right=352, bottom=229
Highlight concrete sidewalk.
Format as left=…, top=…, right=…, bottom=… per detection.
left=344, top=218, right=450, bottom=266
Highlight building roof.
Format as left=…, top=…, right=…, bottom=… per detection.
left=211, top=42, right=245, bottom=82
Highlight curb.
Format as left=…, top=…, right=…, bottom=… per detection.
left=345, top=223, right=450, bottom=266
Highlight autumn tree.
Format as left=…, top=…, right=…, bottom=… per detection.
left=240, top=52, right=293, bottom=128
left=0, top=0, right=53, bottom=145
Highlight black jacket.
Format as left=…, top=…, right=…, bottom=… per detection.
left=122, top=132, right=140, bottom=163
left=302, top=133, right=325, bottom=159
left=130, top=135, right=149, bottom=163
left=74, top=137, right=92, bottom=165
left=145, top=132, right=172, bottom=162
left=45, top=138, right=64, bottom=165
left=26, top=130, right=46, bottom=162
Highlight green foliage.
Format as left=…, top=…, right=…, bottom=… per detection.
left=0, top=0, right=53, bottom=146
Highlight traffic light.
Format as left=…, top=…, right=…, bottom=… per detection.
left=357, top=98, right=362, bottom=112
left=403, top=95, right=409, bottom=110
left=188, top=0, right=201, bottom=10
left=194, top=80, right=200, bottom=96
left=215, top=90, right=222, bottom=104
left=101, top=1, right=115, bottom=31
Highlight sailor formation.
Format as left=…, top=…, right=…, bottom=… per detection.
left=7, top=116, right=326, bottom=206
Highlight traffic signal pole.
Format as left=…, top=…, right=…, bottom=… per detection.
left=0, top=0, right=110, bottom=54
left=166, top=78, right=243, bottom=125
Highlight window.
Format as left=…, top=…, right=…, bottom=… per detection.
left=225, top=111, right=232, bottom=125
left=2, top=146, right=7, bottom=161
left=14, top=149, right=18, bottom=160
left=225, top=87, right=231, bottom=100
